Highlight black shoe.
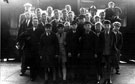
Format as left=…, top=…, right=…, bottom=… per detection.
left=116, top=71, right=120, bottom=75
left=20, top=72, right=25, bottom=76
left=107, top=79, right=112, bottom=84
left=96, top=80, right=100, bottom=84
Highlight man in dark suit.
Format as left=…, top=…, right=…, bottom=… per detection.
left=79, top=22, right=97, bottom=83
left=112, top=21, right=123, bottom=74
left=19, top=17, right=43, bottom=81
left=65, top=21, right=80, bottom=80
left=40, top=23, right=59, bottom=82
left=99, top=20, right=117, bottom=84
left=17, top=12, right=33, bottom=76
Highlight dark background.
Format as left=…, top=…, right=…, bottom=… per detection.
left=0, top=0, right=135, bottom=61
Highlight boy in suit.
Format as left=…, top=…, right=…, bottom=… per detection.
left=65, top=21, right=80, bottom=81
left=99, top=20, right=117, bottom=84
left=40, top=23, right=59, bottom=83
left=112, top=21, right=123, bottom=74
left=79, top=22, right=97, bottom=83
left=56, top=24, right=67, bottom=80
left=94, top=22, right=103, bottom=83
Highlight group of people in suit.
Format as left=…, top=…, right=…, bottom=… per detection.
left=16, top=1, right=123, bottom=84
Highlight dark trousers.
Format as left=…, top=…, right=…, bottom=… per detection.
left=96, top=53, right=103, bottom=76
left=66, top=52, right=79, bottom=80
left=21, top=49, right=30, bottom=73
left=115, top=53, right=120, bottom=70
left=29, top=51, right=40, bottom=79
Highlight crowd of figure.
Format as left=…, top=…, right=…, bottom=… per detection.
left=16, top=1, right=123, bottom=84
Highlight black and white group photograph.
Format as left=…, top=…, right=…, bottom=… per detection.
left=0, top=0, right=135, bottom=84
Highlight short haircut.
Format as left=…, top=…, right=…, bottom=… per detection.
left=84, top=21, right=92, bottom=25
left=71, top=21, right=77, bottom=25
left=57, top=23, right=64, bottom=28
left=94, top=15, right=100, bottom=20
left=78, top=15, right=85, bottom=19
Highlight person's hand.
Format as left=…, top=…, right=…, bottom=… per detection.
left=68, top=53, right=71, bottom=57
left=15, top=42, right=20, bottom=50
left=40, top=56, right=42, bottom=59
left=95, top=54, right=98, bottom=58
left=56, top=55, right=59, bottom=58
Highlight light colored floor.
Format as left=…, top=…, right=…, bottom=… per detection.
left=0, top=62, right=135, bottom=84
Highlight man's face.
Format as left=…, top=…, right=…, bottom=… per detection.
left=80, top=9, right=85, bottom=15
left=95, top=24, right=102, bottom=32
left=114, top=26, right=120, bottom=31
left=94, top=17, right=100, bottom=23
left=42, top=14, right=47, bottom=20
left=32, top=19, right=38, bottom=27
left=54, top=11, right=59, bottom=19
left=79, top=18, right=85, bottom=23
left=68, top=13, right=73, bottom=19
left=24, top=6, right=31, bottom=12
left=104, top=24, right=111, bottom=31
left=100, top=12, right=105, bottom=19
left=37, top=11, right=41, bottom=18
left=48, top=8, right=53, bottom=16
left=84, top=24, right=91, bottom=31
left=65, top=5, right=71, bottom=12
left=45, top=27, right=52, bottom=33
left=71, top=24, right=77, bottom=30
left=25, top=12, right=31, bottom=19
left=58, top=27, right=64, bottom=33
left=108, top=2, right=115, bottom=8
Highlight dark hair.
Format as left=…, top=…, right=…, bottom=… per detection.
left=57, top=23, right=64, bottom=28
left=45, top=23, right=52, bottom=28
left=78, top=15, right=85, bottom=19
left=103, top=20, right=111, bottom=24
left=71, top=21, right=77, bottom=25
left=84, top=21, right=92, bottom=25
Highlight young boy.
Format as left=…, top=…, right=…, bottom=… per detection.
left=40, top=23, right=59, bottom=83
left=99, top=20, right=117, bottom=84
left=113, top=21, right=123, bottom=74
left=56, top=23, right=67, bottom=80
left=79, top=21, right=97, bottom=83
left=65, top=21, right=80, bottom=81
left=94, top=22, right=103, bottom=83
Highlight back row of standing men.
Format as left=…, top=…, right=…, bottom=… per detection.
left=16, top=1, right=123, bottom=84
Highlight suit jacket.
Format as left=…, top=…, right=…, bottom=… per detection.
left=51, top=19, right=62, bottom=33
left=40, top=32, right=59, bottom=67
left=80, top=30, right=96, bottom=59
left=17, top=19, right=33, bottom=41
left=18, top=26, right=43, bottom=51
left=77, top=23, right=85, bottom=37
left=99, top=31, right=117, bottom=55
left=105, top=8, right=116, bottom=21
left=65, top=30, right=80, bottom=53
left=95, top=32, right=102, bottom=54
